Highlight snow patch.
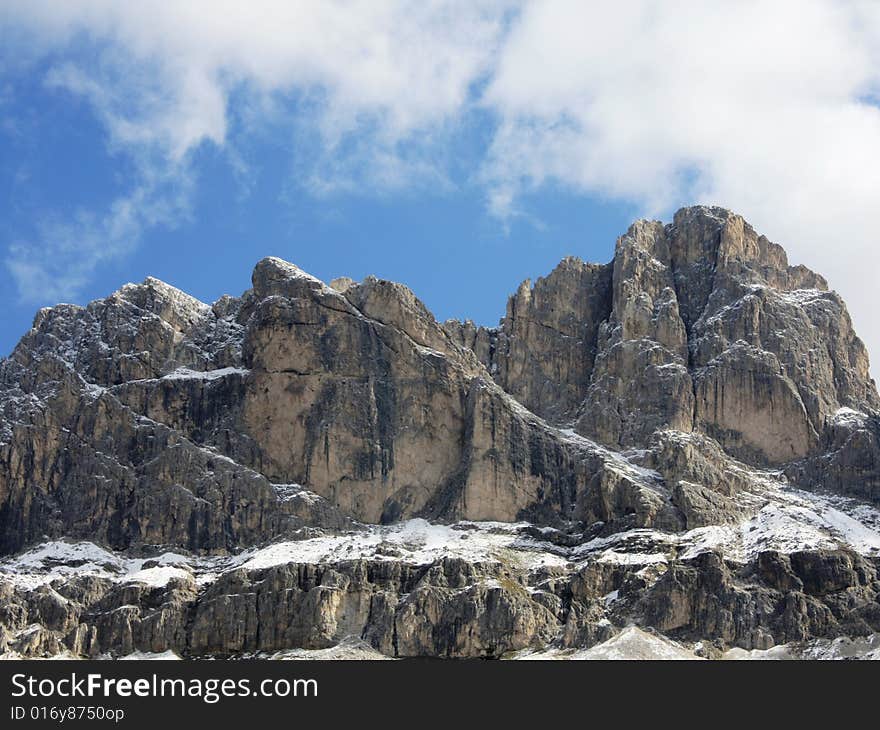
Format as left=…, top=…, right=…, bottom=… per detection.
left=777, top=288, right=829, bottom=307
left=516, top=627, right=700, bottom=661
left=725, top=634, right=880, bottom=661
left=124, top=566, right=191, bottom=588
left=118, top=650, right=181, bottom=660
left=0, top=543, right=194, bottom=591
left=829, top=407, right=869, bottom=428
left=231, top=519, right=568, bottom=572
left=273, top=483, right=323, bottom=504
left=258, top=637, right=390, bottom=661
left=597, top=550, right=667, bottom=566
left=161, top=367, right=250, bottom=381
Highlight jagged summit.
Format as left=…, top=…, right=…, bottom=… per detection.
left=2, top=207, right=880, bottom=658
left=251, top=255, right=328, bottom=295
left=447, top=206, right=875, bottom=464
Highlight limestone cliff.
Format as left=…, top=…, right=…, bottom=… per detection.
left=2, top=206, right=880, bottom=659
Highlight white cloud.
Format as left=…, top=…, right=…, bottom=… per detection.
left=6, top=0, right=507, bottom=157
left=2, top=0, right=880, bottom=363
left=1, top=0, right=509, bottom=303
left=483, top=0, right=880, bottom=362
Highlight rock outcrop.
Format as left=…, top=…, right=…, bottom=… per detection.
left=445, top=257, right=613, bottom=422
left=2, top=205, right=880, bottom=659
left=2, top=530, right=878, bottom=659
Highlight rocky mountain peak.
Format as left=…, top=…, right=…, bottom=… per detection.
left=3, top=206, right=880, bottom=659
left=112, top=275, right=212, bottom=332
left=0, top=214, right=877, bottom=537
left=251, top=255, right=328, bottom=299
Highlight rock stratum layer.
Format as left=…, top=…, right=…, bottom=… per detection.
left=2, top=205, right=880, bottom=660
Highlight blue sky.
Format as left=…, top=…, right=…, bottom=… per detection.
left=2, top=2, right=880, bottom=361
left=0, top=58, right=636, bottom=355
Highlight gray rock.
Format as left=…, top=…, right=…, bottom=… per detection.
left=3, top=205, right=880, bottom=658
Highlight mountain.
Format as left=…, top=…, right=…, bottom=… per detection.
left=2, top=205, right=880, bottom=659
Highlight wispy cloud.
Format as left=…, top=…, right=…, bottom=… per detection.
left=2, top=0, right=510, bottom=304
left=6, top=165, right=194, bottom=304
left=6, top=0, right=508, bottom=160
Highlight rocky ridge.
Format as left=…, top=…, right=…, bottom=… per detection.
left=2, top=205, right=880, bottom=659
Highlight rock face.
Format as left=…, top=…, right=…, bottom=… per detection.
left=445, top=257, right=613, bottom=422
left=2, top=205, right=880, bottom=659
left=2, top=527, right=878, bottom=659
left=572, top=208, right=877, bottom=463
